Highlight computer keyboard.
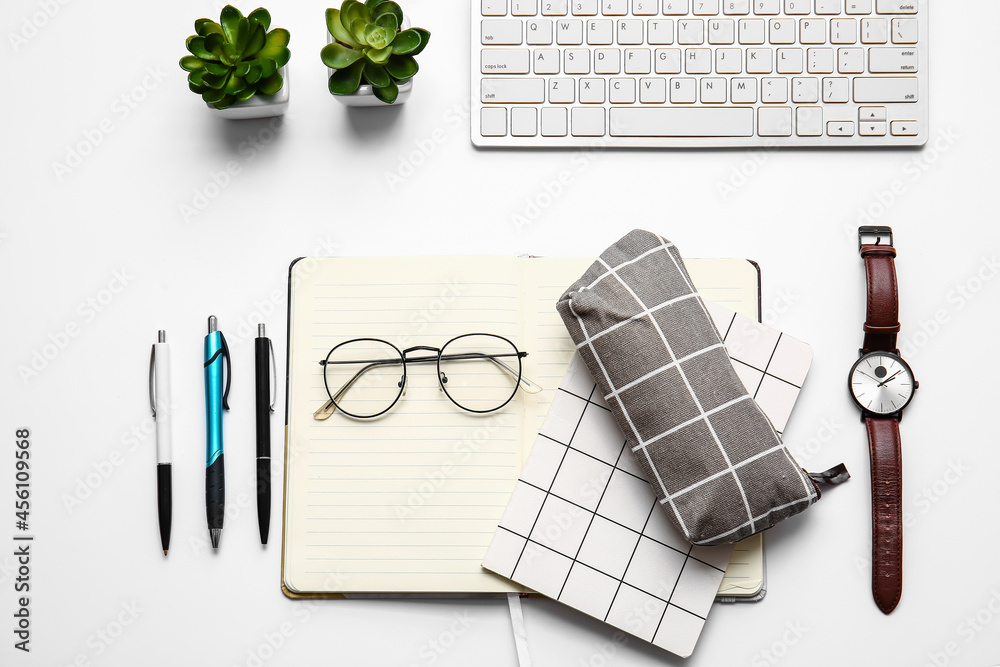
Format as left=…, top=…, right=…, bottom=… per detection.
left=471, top=0, right=927, bottom=147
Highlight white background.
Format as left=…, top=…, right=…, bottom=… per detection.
left=2, top=1, right=998, bottom=666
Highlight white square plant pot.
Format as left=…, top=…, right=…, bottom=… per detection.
left=325, top=17, right=413, bottom=107
left=207, top=66, right=289, bottom=120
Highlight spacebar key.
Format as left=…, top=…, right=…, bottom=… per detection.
left=610, top=108, right=754, bottom=137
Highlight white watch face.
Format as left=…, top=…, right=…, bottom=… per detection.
left=849, top=352, right=916, bottom=415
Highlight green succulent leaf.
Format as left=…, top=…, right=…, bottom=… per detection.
left=256, top=57, right=278, bottom=78
left=372, top=79, right=398, bottom=103
left=244, top=24, right=266, bottom=57
left=385, top=54, right=418, bottom=80
left=245, top=63, right=263, bottom=84
left=195, top=19, right=224, bottom=37
left=213, top=94, right=237, bottom=109
left=201, top=72, right=230, bottom=89
left=265, top=27, right=290, bottom=48
left=225, top=75, right=246, bottom=95
left=203, top=60, right=230, bottom=75
left=188, top=70, right=206, bottom=87
left=407, top=28, right=431, bottom=56
left=258, top=72, right=284, bottom=95
left=328, top=60, right=365, bottom=95
left=390, top=28, right=420, bottom=54
left=372, top=1, right=403, bottom=26
left=235, top=17, right=251, bottom=53
left=220, top=42, right=238, bottom=64
left=321, top=42, right=364, bottom=69
left=256, top=45, right=290, bottom=67
left=204, top=32, right=225, bottom=56
left=342, top=0, right=368, bottom=26
left=186, top=36, right=213, bottom=59
left=350, top=18, right=369, bottom=45
left=236, top=87, right=257, bottom=101
left=365, top=25, right=393, bottom=50
left=179, top=55, right=205, bottom=72
left=235, top=60, right=252, bottom=76
left=220, top=5, right=243, bottom=43
left=248, top=8, right=271, bottom=31
left=374, top=12, right=398, bottom=35
left=364, top=0, right=383, bottom=11
left=326, top=9, right=360, bottom=47
left=366, top=45, right=392, bottom=65
left=363, top=62, right=390, bottom=87
left=202, top=86, right=228, bottom=104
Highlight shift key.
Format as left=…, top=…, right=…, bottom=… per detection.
left=854, top=77, right=918, bottom=102
left=482, top=78, right=546, bottom=103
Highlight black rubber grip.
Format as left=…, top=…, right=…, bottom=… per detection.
left=255, top=338, right=271, bottom=459
left=257, top=458, right=271, bottom=545
left=157, top=464, right=172, bottom=553
left=206, top=454, right=225, bottom=530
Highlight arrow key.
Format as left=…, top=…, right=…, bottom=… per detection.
left=890, top=120, right=917, bottom=136
left=827, top=120, right=855, bottom=136
left=860, top=121, right=887, bottom=136
left=859, top=106, right=886, bottom=122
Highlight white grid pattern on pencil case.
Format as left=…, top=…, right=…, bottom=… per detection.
left=499, top=390, right=722, bottom=622
left=603, top=343, right=726, bottom=403
left=574, top=292, right=701, bottom=351
left=594, top=251, right=758, bottom=535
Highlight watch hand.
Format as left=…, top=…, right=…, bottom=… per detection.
left=857, top=370, right=880, bottom=383
left=878, top=370, right=902, bottom=387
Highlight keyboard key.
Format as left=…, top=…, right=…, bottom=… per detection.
left=739, top=19, right=766, bottom=44
left=799, top=19, right=826, bottom=44
left=565, top=48, right=592, bottom=72
left=549, top=77, right=576, bottom=101
left=572, top=107, right=606, bottom=135
left=512, top=0, right=539, bottom=14
left=625, top=48, right=652, bottom=73
left=837, top=47, right=864, bottom=73
left=890, top=120, right=917, bottom=135
left=655, top=48, right=683, bottom=72
left=603, top=0, right=629, bottom=14
left=677, top=19, right=705, bottom=43
left=670, top=76, right=697, bottom=102
left=746, top=48, right=773, bottom=73
left=723, top=0, right=750, bottom=15
left=891, top=18, right=918, bottom=43
left=831, top=18, right=857, bottom=43
left=784, top=0, right=809, bottom=15
left=483, top=0, right=508, bottom=16
left=758, top=106, right=792, bottom=135
left=815, top=0, right=842, bottom=14
left=662, top=0, right=689, bottom=14
left=527, top=18, right=555, bottom=43
left=693, top=0, right=719, bottom=14
left=512, top=107, right=538, bottom=135
left=580, top=77, right=606, bottom=102
left=769, top=19, right=795, bottom=44
left=587, top=18, right=614, bottom=43
left=557, top=19, right=584, bottom=43
left=482, top=78, right=546, bottom=102
left=709, top=18, right=736, bottom=43
left=618, top=18, right=645, bottom=43
left=595, top=48, right=622, bottom=73
left=827, top=120, right=855, bottom=135
left=483, top=20, right=523, bottom=44
left=542, top=0, right=569, bottom=14
left=753, top=0, right=780, bottom=14
left=731, top=77, right=757, bottom=102
left=854, top=76, right=917, bottom=101
left=648, top=19, right=675, bottom=43
left=875, top=0, right=916, bottom=14
left=861, top=18, right=888, bottom=43
left=572, top=0, right=600, bottom=14
left=633, top=0, right=659, bottom=14
left=701, top=77, right=727, bottom=102
left=796, top=106, right=823, bottom=135
left=868, top=47, right=918, bottom=72
left=846, top=0, right=872, bottom=14
left=859, top=106, right=886, bottom=121
left=640, top=77, right=667, bottom=101
left=859, top=120, right=886, bottom=136
left=481, top=107, right=508, bottom=135
left=541, top=107, right=569, bottom=135
left=761, top=76, right=787, bottom=102
left=684, top=48, right=712, bottom=73
left=807, top=48, right=835, bottom=73
left=610, top=107, right=754, bottom=136
left=716, top=48, right=743, bottom=73
left=611, top=77, right=637, bottom=102
left=483, top=49, right=532, bottom=74
left=534, top=49, right=561, bottom=73
left=823, top=77, right=850, bottom=102
left=777, top=48, right=803, bottom=73
left=792, top=76, right=819, bottom=102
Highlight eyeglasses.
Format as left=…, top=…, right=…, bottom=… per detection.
left=313, top=333, right=542, bottom=420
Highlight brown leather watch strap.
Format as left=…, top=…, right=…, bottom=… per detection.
left=860, top=243, right=900, bottom=354
left=865, top=416, right=903, bottom=615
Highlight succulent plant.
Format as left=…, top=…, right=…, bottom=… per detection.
left=321, top=0, right=430, bottom=104
left=179, top=6, right=291, bottom=110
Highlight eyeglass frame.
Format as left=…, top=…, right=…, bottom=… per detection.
left=317, top=332, right=532, bottom=420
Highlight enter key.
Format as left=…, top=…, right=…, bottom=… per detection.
left=868, top=47, right=919, bottom=73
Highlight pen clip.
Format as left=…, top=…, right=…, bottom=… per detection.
left=148, top=344, right=157, bottom=419
left=220, top=332, right=232, bottom=411
left=268, top=337, right=276, bottom=413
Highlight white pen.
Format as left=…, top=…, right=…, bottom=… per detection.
left=149, top=330, right=173, bottom=556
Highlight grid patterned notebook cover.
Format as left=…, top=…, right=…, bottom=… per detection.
left=482, top=302, right=813, bottom=657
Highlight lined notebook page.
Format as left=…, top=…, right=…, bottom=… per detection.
left=283, top=256, right=762, bottom=596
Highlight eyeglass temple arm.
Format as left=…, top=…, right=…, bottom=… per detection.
left=437, top=352, right=542, bottom=395
left=313, top=360, right=401, bottom=420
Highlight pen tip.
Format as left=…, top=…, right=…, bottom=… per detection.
left=163, top=550, right=168, bottom=556
left=210, top=529, right=221, bottom=549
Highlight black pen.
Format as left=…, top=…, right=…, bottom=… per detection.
left=149, top=330, right=172, bottom=555
left=255, top=324, right=275, bottom=545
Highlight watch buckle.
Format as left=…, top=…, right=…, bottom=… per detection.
left=858, top=226, right=893, bottom=250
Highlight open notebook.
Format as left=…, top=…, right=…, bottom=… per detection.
left=280, top=255, right=761, bottom=596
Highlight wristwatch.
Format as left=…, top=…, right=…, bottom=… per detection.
left=848, top=226, right=918, bottom=615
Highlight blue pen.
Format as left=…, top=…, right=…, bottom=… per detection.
left=204, top=315, right=231, bottom=549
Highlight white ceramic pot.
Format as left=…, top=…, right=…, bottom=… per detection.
left=326, top=17, right=414, bottom=107
left=208, top=66, right=289, bottom=120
